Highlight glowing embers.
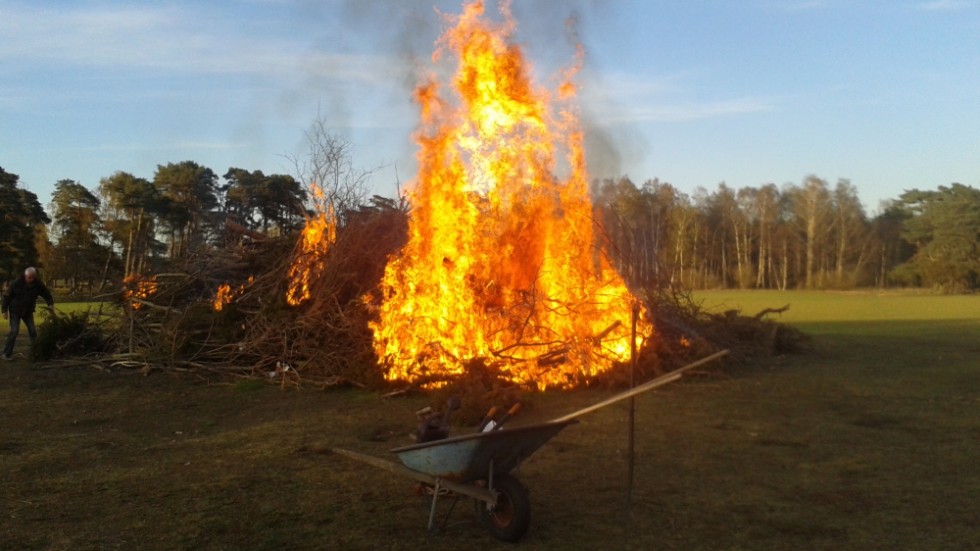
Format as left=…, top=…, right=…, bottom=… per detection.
left=213, top=276, right=253, bottom=312
left=123, top=273, right=158, bottom=310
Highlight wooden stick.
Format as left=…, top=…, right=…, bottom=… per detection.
left=549, top=349, right=730, bottom=423
left=753, top=304, right=790, bottom=320
left=225, top=218, right=270, bottom=241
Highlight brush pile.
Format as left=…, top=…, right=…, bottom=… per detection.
left=643, top=287, right=809, bottom=370
left=112, top=197, right=408, bottom=386
left=55, top=197, right=802, bottom=392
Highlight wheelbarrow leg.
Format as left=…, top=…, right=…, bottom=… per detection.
left=427, top=479, right=442, bottom=531
left=426, top=478, right=462, bottom=533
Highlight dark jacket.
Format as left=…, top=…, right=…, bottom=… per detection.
left=2, top=275, right=54, bottom=317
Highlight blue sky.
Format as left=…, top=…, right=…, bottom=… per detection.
left=2, top=0, right=978, bottom=214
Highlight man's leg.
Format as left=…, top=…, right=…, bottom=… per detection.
left=3, top=313, right=21, bottom=358
left=24, top=313, right=37, bottom=343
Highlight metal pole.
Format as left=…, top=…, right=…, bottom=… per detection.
left=627, top=301, right=638, bottom=507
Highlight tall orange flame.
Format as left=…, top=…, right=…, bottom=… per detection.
left=371, top=1, right=649, bottom=389
left=286, top=188, right=337, bottom=306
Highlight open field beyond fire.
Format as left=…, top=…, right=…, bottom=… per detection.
left=1, top=291, right=978, bottom=550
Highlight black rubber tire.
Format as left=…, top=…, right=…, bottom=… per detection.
left=484, top=474, right=531, bottom=543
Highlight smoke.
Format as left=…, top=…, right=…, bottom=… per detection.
left=335, top=0, right=447, bottom=90
left=282, top=0, right=644, bottom=189
left=507, top=0, right=649, bottom=183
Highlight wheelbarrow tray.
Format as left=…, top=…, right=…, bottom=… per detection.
left=389, top=419, right=577, bottom=482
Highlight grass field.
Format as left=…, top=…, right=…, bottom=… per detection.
left=1, top=291, right=978, bottom=550
left=51, top=302, right=120, bottom=315
left=696, top=288, right=980, bottom=325
left=29, top=301, right=120, bottom=327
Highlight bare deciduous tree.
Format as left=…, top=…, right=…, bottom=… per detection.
left=285, top=111, right=383, bottom=221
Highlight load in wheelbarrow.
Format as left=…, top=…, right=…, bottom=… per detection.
left=333, top=350, right=728, bottom=542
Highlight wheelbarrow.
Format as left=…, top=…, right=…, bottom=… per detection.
left=333, top=350, right=728, bottom=542
left=335, top=419, right=576, bottom=541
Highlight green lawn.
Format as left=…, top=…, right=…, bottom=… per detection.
left=50, top=301, right=119, bottom=316
left=691, top=290, right=980, bottom=550
left=0, top=291, right=977, bottom=550
left=696, top=288, right=980, bottom=326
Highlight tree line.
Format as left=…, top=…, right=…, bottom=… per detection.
left=2, top=162, right=978, bottom=293
left=1, top=163, right=307, bottom=294
left=1, top=128, right=376, bottom=295
left=594, top=176, right=980, bottom=292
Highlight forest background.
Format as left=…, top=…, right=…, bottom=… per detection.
left=3, top=151, right=979, bottom=297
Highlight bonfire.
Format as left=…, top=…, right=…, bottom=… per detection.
left=106, top=1, right=798, bottom=389
left=369, top=1, right=649, bottom=390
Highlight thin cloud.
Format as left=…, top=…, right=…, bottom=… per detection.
left=586, top=70, right=695, bottom=98
left=915, top=0, right=976, bottom=10
left=46, top=141, right=249, bottom=154
left=0, top=86, right=31, bottom=109
left=0, top=3, right=397, bottom=84
left=767, top=0, right=831, bottom=12
left=783, top=1, right=829, bottom=10
left=583, top=70, right=776, bottom=124
left=303, top=53, right=408, bottom=86
left=603, top=98, right=776, bottom=124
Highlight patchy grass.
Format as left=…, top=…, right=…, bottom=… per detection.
left=49, top=301, right=118, bottom=315
left=42, top=301, right=121, bottom=329
left=1, top=291, right=978, bottom=550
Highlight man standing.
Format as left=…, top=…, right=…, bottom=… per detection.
left=2, top=267, right=55, bottom=360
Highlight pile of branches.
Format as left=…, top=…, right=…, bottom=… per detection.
left=400, top=284, right=808, bottom=419
left=33, top=306, right=115, bottom=362
left=85, top=197, right=802, bottom=393
left=642, top=286, right=809, bottom=371
left=113, top=198, right=408, bottom=386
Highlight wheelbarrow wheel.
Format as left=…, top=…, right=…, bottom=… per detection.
left=484, top=474, right=531, bottom=542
